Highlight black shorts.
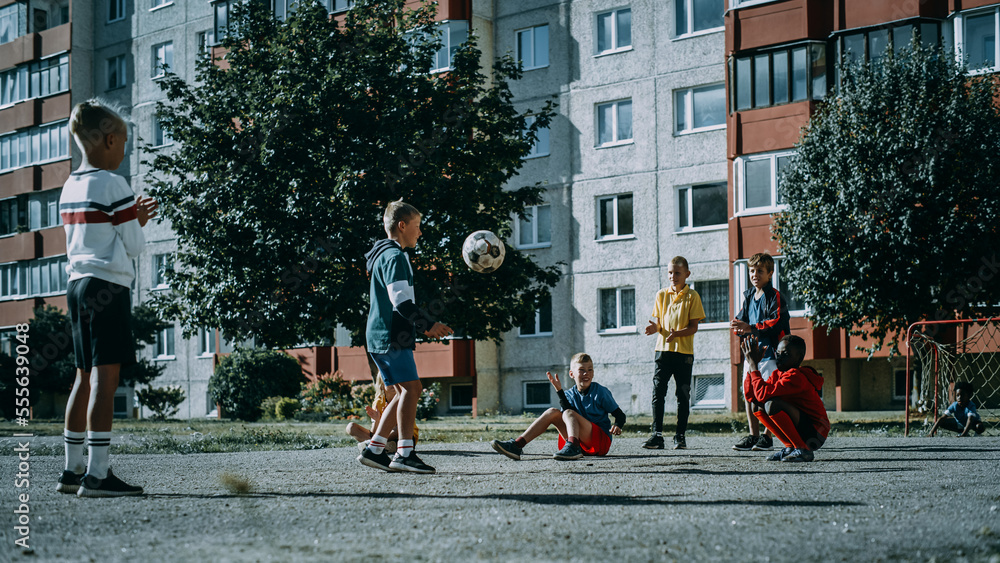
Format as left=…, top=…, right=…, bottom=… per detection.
left=67, top=277, right=136, bottom=371
left=796, top=411, right=826, bottom=451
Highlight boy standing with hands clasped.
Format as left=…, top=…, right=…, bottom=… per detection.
left=643, top=256, right=704, bottom=450
left=57, top=100, right=159, bottom=497
left=730, top=252, right=790, bottom=452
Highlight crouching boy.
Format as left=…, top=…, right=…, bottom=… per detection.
left=491, top=353, right=625, bottom=461
left=742, top=335, right=829, bottom=462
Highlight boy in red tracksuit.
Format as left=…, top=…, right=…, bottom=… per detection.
left=742, top=334, right=830, bottom=462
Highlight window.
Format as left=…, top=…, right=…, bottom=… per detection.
left=731, top=43, right=826, bottom=111
left=28, top=189, right=60, bottom=231
left=596, top=99, right=632, bottom=146
left=596, top=8, right=631, bottom=55
left=677, top=182, right=727, bottom=231
left=0, top=198, right=18, bottom=236
left=152, top=41, right=173, bottom=78
left=0, top=2, right=27, bottom=45
left=0, top=255, right=69, bottom=300
left=734, top=151, right=793, bottom=214
left=835, top=19, right=945, bottom=86
left=152, top=117, right=172, bottom=147
left=692, top=280, right=729, bottom=324
left=0, top=66, right=27, bottom=107
left=517, top=204, right=551, bottom=249
left=197, top=31, right=211, bottom=55
left=108, top=0, right=125, bottom=22
left=893, top=369, right=914, bottom=401
left=151, top=0, right=171, bottom=10
left=449, top=384, right=473, bottom=410
left=599, top=287, right=636, bottom=332
left=692, top=375, right=725, bottom=408
left=523, top=381, right=552, bottom=408
left=198, top=327, right=217, bottom=356
left=516, top=25, right=549, bottom=70
left=519, top=295, right=552, bottom=337
left=107, top=55, right=126, bottom=90
left=212, top=1, right=229, bottom=45
left=0, top=121, right=70, bottom=173
left=675, top=84, right=725, bottom=134
left=959, top=8, right=998, bottom=72
left=523, top=115, right=550, bottom=159
left=155, top=325, right=175, bottom=358
left=328, top=0, right=354, bottom=13
left=1, top=55, right=68, bottom=106
left=676, top=0, right=723, bottom=37
left=597, top=194, right=633, bottom=239
left=113, top=390, right=129, bottom=418
left=733, top=257, right=806, bottom=316
left=429, top=20, right=468, bottom=73
left=152, top=254, right=173, bottom=289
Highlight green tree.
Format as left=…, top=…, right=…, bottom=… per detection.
left=144, top=0, right=559, bottom=348
left=772, top=43, right=1000, bottom=353
left=209, top=348, right=305, bottom=421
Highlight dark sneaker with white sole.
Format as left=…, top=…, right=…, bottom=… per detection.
left=76, top=468, right=143, bottom=498
left=781, top=448, right=814, bottom=462
left=389, top=452, right=435, bottom=474
left=56, top=471, right=85, bottom=494
left=767, top=447, right=794, bottom=462
left=358, top=447, right=395, bottom=472
left=642, top=435, right=665, bottom=449
left=751, top=434, right=774, bottom=451
left=732, top=435, right=758, bottom=451
left=553, top=442, right=584, bottom=460
left=491, top=439, right=523, bottom=461
left=672, top=435, right=687, bottom=450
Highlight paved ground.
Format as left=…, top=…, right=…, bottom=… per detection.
left=2, top=436, right=999, bottom=562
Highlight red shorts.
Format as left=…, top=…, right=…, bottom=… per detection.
left=557, top=421, right=612, bottom=456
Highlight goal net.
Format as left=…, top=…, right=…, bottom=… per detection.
left=906, top=318, right=1000, bottom=437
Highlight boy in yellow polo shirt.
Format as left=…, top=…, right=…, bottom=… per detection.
left=643, top=256, right=705, bottom=449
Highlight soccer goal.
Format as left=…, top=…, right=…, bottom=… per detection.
left=904, top=318, right=1000, bottom=436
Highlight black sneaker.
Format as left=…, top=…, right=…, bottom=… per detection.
left=491, top=439, right=523, bottom=460
left=732, top=435, right=758, bottom=451
left=751, top=434, right=774, bottom=451
left=389, top=452, right=435, bottom=474
left=781, top=448, right=814, bottom=462
left=553, top=442, right=583, bottom=460
left=357, top=446, right=395, bottom=472
left=642, top=435, right=665, bottom=449
left=76, top=468, right=143, bottom=498
left=672, top=435, right=686, bottom=450
left=56, top=470, right=84, bottom=494
left=767, top=447, right=794, bottom=462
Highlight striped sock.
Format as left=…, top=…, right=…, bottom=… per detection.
left=397, top=439, right=414, bottom=458
left=64, top=430, right=86, bottom=474
left=367, top=434, right=388, bottom=455
left=86, top=431, right=112, bottom=480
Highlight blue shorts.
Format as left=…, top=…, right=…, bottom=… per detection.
left=370, top=349, right=420, bottom=386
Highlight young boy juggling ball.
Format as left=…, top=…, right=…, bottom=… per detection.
left=58, top=100, right=159, bottom=497
left=491, top=353, right=625, bottom=461
left=730, top=252, right=790, bottom=452
left=643, top=256, right=705, bottom=450
left=928, top=381, right=986, bottom=437
left=742, top=335, right=829, bottom=462
left=358, top=200, right=452, bottom=474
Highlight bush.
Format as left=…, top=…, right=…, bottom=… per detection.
left=297, top=372, right=362, bottom=419
left=416, top=382, right=441, bottom=420
left=275, top=397, right=301, bottom=420
left=136, top=385, right=186, bottom=420
left=209, top=348, right=304, bottom=421
left=259, top=396, right=283, bottom=421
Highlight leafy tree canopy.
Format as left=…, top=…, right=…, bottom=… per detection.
left=145, top=0, right=559, bottom=348
left=773, top=43, right=1000, bottom=354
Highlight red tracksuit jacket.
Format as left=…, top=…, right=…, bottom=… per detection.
left=744, top=366, right=831, bottom=439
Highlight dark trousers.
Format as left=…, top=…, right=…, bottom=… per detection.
left=652, top=351, right=693, bottom=435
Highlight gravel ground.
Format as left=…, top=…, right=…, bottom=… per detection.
left=2, top=436, right=999, bottom=562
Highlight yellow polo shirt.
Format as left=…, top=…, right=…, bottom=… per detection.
left=651, top=285, right=705, bottom=355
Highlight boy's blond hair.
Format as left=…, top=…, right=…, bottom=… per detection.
left=69, top=99, right=129, bottom=155
left=383, top=199, right=421, bottom=235
left=747, top=252, right=774, bottom=273
left=669, top=256, right=689, bottom=271
left=570, top=353, right=593, bottom=367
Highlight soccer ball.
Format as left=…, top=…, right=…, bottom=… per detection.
left=462, top=230, right=505, bottom=273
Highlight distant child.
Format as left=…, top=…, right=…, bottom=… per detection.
left=358, top=199, right=452, bottom=474
left=642, top=256, right=704, bottom=450
left=928, top=381, right=986, bottom=437
left=58, top=100, right=159, bottom=497
left=491, top=353, right=625, bottom=461
left=345, top=374, right=420, bottom=453
left=742, top=335, right=829, bottom=462
left=730, top=252, right=790, bottom=452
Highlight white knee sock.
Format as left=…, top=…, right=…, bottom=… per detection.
left=367, top=434, right=388, bottom=454
left=64, top=430, right=86, bottom=474
left=397, top=439, right=414, bottom=458
left=87, top=431, right=112, bottom=479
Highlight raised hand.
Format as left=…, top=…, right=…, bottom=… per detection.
left=741, top=334, right=764, bottom=366
left=136, top=196, right=159, bottom=227
left=644, top=319, right=659, bottom=336
left=546, top=371, right=562, bottom=392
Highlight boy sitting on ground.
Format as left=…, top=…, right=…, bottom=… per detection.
left=742, top=335, right=830, bottom=463
left=928, top=381, right=986, bottom=437
left=491, top=353, right=625, bottom=461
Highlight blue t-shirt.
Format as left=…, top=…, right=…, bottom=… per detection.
left=748, top=294, right=776, bottom=360
left=946, top=401, right=980, bottom=426
left=563, top=382, right=620, bottom=438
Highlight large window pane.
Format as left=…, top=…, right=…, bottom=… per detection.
left=920, top=22, right=940, bottom=49
left=617, top=194, right=633, bottom=235
left=675, top=90, right=687, bottom=132
left=616, top=9, right=631, bottom=49
left=600, top=288, right=617, bottom=330
left=791, top=47, right=807, bottom=101
left=965, top=13, right=995, bottom=69
left=776, top=260, right=804, bottom=311
left=736, top=57, right=751, bottom=110
left=693, top=0, right=722, bottom=32
left=869, top=28, right=889, bottom=66
left=620, top=288, right=635, bottom=327
left=597, top=12, right=613, bottom=53
left=691, top=183, right=727, bottom=227
left=772, top=51, right=789, bottom=104
left=536, top=205, right=551, bottom=243
left=675, top=0, right=687, bottom=36
left=599, top=197, right=615, bottom=237
left=519, top=212, right=533, bottom=246
left=692, top=85, right=725, bottom=129
left=810, top=44, right=826, bottom=99
left=893, top=24, right=915, bottom=54
left=616, top=100, right=632, bottom=141
left=696, top=280, right=729, bottom=323
left=535, top=25, right=549, bottom=67
left=843, top=33, right=865, bottom=66
left=597, top=103, right=613, bottom=145
left=753, top=54, right=769, bottom=107
left=538, top=296, right=552, bottom=333
left=745, top=159, right=771, bottom=209
left=678, top=188, right=689, bottom=228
